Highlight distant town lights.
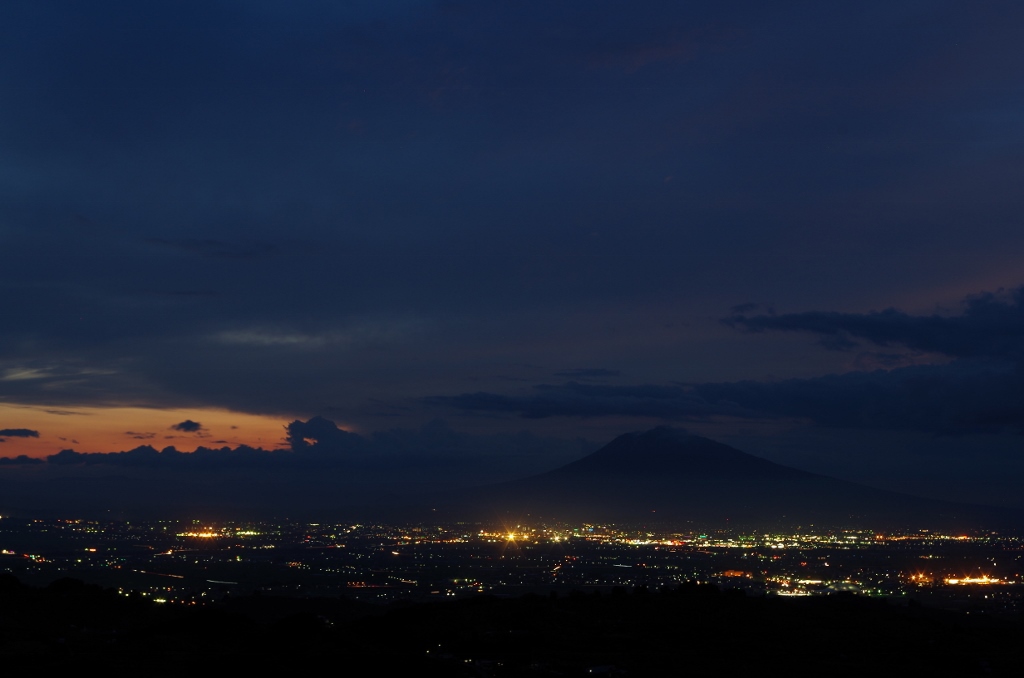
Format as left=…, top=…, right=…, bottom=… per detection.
left=944, top=575, right=1004, bottom=585
left=177, top=531, right=220, bottom=538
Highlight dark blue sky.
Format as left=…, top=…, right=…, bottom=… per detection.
left=3, top=1, right=1024, bottom=508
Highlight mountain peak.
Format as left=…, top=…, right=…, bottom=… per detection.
left=436, top=427, right=1020, bottom=530
left=549, top=427, right=808, bottom=480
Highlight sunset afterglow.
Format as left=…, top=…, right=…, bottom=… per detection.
left=0, top=404, right=293, bottom=458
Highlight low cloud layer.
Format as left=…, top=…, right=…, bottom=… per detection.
left=0, top=454, right=43, bottom=465
left=2, top=418, right=593, bottom=483
left=435, top=287, right=1024, bottom=436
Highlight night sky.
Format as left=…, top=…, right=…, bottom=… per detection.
left=3, top=2, right=1024, bottom=511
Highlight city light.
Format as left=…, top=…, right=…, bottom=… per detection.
left=1, top=517, right=1020, bottom=611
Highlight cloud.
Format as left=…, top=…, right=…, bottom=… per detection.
left=432, top=286, right=1024, bottom=435
left=2, top=369, right=51, bottom=382
left=8, top=418, right=592, bottom=482
left=0, top=428, right=40, bottom=438
left=146, top=238, right=278, bottom=259
left=214, top=330, right=334, bottom=348
left=46, top=445, right=267, bottom=469
left=125, top=431, right=156, bottom=440
left=691, top=364, right=1024, bottom=436
left=3, top=1, right=1024, bottom=433
left=0, top=419, right=598, bottom=516
left=0, top=455, right=43, bottom=465
left=284, top=416, right=366, bottom=454
left=729, top=302, right=763, bottom=315
left=552, top=368, right=621, bottom=379
left=430, top=382, right=735, bottom=420
left=170, top=420, right=204, bottom=433
left=433, top=361, right=1024, bottom=436
left=725, top=286, right=1024, bottom=361
left=587, top=36, right=702, bottom=73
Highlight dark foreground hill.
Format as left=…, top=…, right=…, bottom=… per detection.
left=436, top=427, right=1020, bottom=530
left=1, top=575, right=1021, bottom=676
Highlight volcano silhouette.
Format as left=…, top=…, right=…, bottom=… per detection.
left=441, top=427, right=1016, bottom=530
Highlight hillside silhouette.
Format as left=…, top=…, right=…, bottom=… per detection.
left=439, top=427, right=1019, bottom=530
left=0, top=574, right=1021, bottom=675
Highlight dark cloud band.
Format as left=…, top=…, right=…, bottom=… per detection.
left=0, top=428, right=39, bottom=438
left=725, top=287, right=1024, bottom=361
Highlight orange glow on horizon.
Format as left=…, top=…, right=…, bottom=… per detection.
left=0, top=404, right=323, bottom=459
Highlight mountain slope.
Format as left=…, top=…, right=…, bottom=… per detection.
left=438, top=427, right=1018, bottom=530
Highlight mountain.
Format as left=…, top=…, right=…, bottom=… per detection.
left=435, top=427, right=1019, bottom=530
